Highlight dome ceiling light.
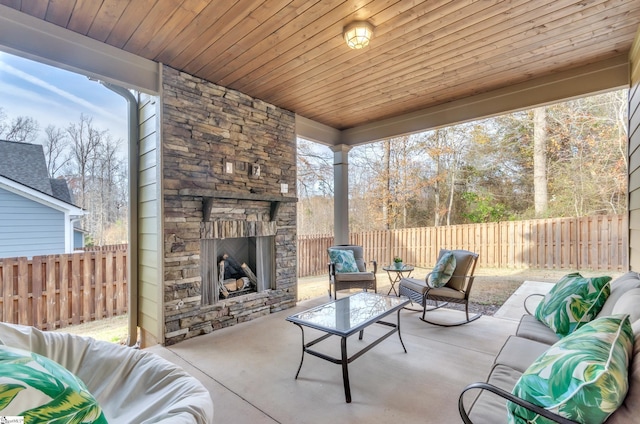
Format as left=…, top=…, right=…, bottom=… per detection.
left=343, top=21, right=374, bottom=49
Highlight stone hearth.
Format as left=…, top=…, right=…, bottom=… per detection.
left=162, top=66, right=297, bottom=345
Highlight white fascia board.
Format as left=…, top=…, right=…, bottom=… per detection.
left=0, top=4, right=160, bottom=94
left=0, top=176, right=85, bottom=216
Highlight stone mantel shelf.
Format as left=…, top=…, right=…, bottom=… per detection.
left=179, top=189, right=297, bottom=222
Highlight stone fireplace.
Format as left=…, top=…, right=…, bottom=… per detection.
left=162, top=66, right=297, bottom=345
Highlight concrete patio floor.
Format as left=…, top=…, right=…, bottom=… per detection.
left=146, top=281, right=552, bottom=423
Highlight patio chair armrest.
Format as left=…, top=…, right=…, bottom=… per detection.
left=458, top=382, right=578, bottom=424
left=328, top=262, right=336, bottom=277
left=523, top=293, right=545, bottom=315
left=423, top=271, right=434, bottom=283
left=371, top=260, right=377, bottom=273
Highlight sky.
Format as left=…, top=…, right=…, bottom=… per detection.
left=0, top=51, right=128, bottom=152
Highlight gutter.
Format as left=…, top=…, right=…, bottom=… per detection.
left=100, top=81, right=139, bottom=347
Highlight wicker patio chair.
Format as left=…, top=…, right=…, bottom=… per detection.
left=327, top=245, right=377, bottom=298
left=399, top=249, right=480, bottom=326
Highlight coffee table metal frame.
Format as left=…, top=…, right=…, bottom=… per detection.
left=286, top=291, right=410, bottom=403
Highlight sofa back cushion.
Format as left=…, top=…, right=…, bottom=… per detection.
left=597, top=272, right=640, bottom=318
left=534, top=273, right=611, bottom=337
left=509, top=315, right=634, bottom=424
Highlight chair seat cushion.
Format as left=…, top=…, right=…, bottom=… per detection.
left=398, top=278, right=465, bottom=300
left=399, top=277, right=428, bottom=294
left=427, top=286, right=465, bottom=300
left=494, top=335, right=551, bottom=373
left=468, top=364, right=521, bottom=424
left=516, top=314, right=561, bottom=346
left=0, top=323, right=214, bottom=423
left=334, top=272, right=375, bottom=282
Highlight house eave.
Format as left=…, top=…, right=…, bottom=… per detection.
left=0, top=175, right=85, bottom=216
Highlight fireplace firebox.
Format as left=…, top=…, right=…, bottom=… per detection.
left=200, top=220, right=277, bottom=305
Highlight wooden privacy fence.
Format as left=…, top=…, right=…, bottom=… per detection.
left=0, top=250, right=127, bottom=330
left=297, top=215, right=628, bottom=277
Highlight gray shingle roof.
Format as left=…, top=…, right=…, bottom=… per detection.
left=0, top=140, right=75, bottom=205
left=50, top=178, right=73, bottom=204
left=0, top=140, right=52, bottom=194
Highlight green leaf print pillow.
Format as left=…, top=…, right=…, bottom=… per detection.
left=0, top=345, right=107, bottom=423
left=534, top=272, right=611, bottom=337
left=508, top=314, right=634, bottom=424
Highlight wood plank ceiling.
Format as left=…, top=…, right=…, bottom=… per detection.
left=2, top=0, right=640, bottom=130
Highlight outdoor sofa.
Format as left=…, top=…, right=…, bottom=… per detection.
left=459, top=271, right=640, bottom=423
left=0, top=322, right=214, bottom=423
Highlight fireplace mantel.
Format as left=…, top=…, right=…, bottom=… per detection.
left=178, top=189, right=297, bottom=222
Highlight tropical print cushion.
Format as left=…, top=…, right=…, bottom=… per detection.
left=508, top=314, right=634, bottom=424
left=427, top=251, right=456, bottom=288
left=0, top=345, right=107, bottom=423
left=534, top=272, right=611, bottom=337
left=328, top=248, right=359, bottom=273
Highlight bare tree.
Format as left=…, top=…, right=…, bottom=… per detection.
left=1, top=116, right=39, bottom=143
left=64, top=114, right=128, bottom=244
left=42, top=125, right=69, bottom=177
left=66, top=114, right=103, bottom=209
left=296, top=139, right=334, bottom=235
left=0, top=107, right=7, bottom=137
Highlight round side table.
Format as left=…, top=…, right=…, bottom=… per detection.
left=382, top=265, right=414, bottom=296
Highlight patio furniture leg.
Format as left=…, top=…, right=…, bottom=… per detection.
left=396, top=309, right=407, bottom=353
left=341, top=336, right=351, bottom=403
left=294, top=324, right=306, bottom=379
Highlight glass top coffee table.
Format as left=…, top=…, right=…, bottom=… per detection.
left=286, top=291, right=410, bottom=403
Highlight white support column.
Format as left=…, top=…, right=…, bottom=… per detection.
left=332, top=144, right=352, bottom=245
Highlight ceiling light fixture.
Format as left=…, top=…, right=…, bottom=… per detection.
left=343, top=21, right=374, bottom=49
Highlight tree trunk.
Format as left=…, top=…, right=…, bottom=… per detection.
left=446, top=164, right=456, bottom=226
left=434, top=155, right=441, bottom=227
left=533, top=107, right=548, bottom=217
left=382, top=140, right=391, bottom=229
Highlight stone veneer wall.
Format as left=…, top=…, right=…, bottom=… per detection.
left=162, top=65, right=297, bottom=345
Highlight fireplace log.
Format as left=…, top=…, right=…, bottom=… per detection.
left=218, top=260, right=229, bottom=297
left=241, top=263, right=258, bottom=285
left=224, top=279, right=238, bottom=292
left=237, top=277, right=250, bottom=290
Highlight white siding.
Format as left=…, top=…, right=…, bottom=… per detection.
left=0, top=188, right=65, bottom=257
left=137, top=92, right=162, bottom=343
left=629, top=32, right=640, bottom=271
